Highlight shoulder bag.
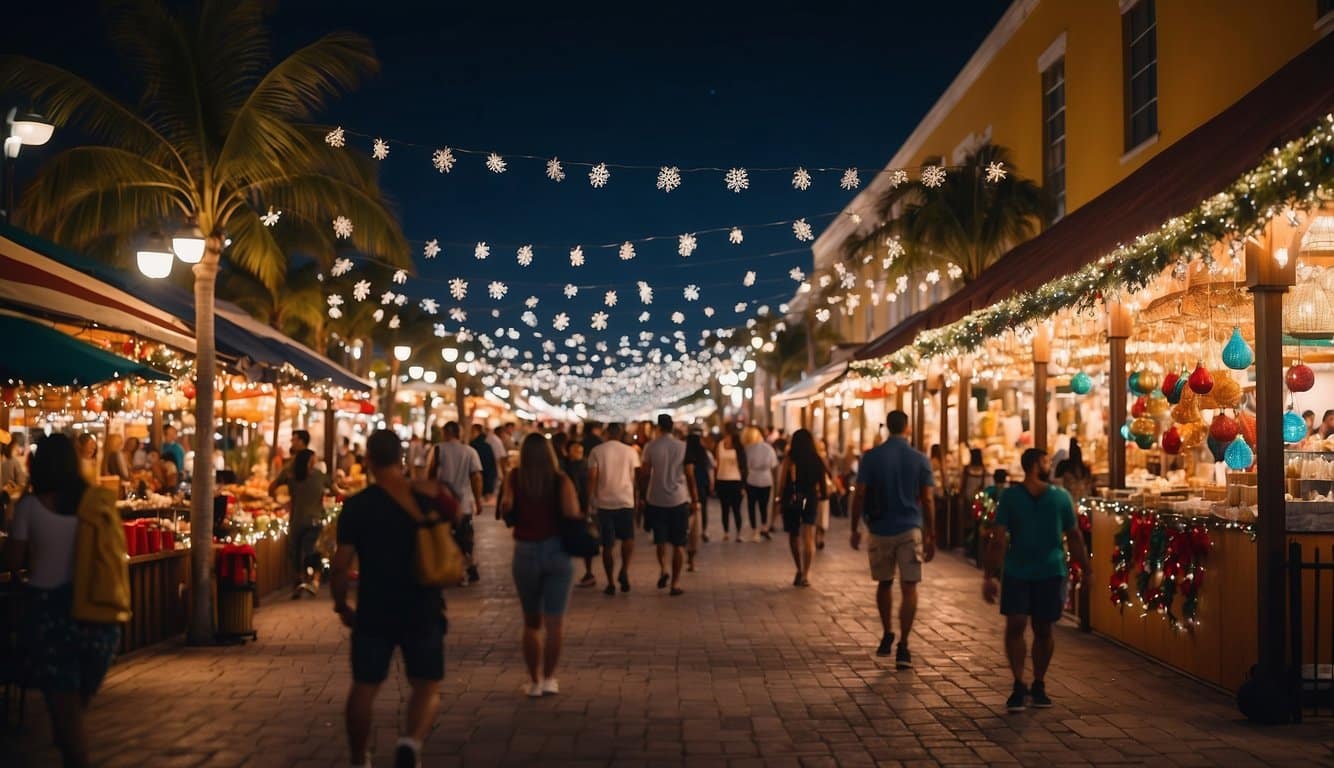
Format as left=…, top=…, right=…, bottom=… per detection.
left=399, top=488, right=464, bottom=587
left=554, top=475, right=600, bottom=558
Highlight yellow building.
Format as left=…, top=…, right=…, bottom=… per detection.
left=813, top=0, right=1333, bottom=347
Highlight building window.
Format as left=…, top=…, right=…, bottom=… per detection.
left=1122, top=0, right=1158, bottom=150
left=1041, top=57, right=1066, bottom=221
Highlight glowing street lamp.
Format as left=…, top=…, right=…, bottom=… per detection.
left=135, top=231, right=176, bottom=279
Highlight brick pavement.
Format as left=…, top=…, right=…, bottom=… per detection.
left=6, top=512, right=1334, bottom=767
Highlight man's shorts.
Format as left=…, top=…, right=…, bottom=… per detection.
left=1000, top=574, right=1067, bottom=624
left=597, top=508, right=635, bottom=542
left=351, top=614, right=447, bottom=684
left=647, top=503, right=689, bottom=547
left=868, top=529, right=923, bottom=583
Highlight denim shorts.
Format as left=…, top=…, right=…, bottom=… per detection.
left=512, top=536, right=574, bottom=616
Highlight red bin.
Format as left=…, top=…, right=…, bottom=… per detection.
left=133, top=522, right=149, bottom=555
left=146, top=526, right=162, bottom=554
left=123, top=522, right=139, bottom=556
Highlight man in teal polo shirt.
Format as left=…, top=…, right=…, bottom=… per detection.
left=850, top=410, right=935, bottom=670
left=983, top=448, right=1091, bottom=713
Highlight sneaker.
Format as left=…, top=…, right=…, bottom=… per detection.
left=1029, top=680, right=1053, bottom=708
left=604, top=584, right=616, bottom=596
left=895, top=643, right=913, bottom=670
left=657, top=573, right=669, bottom=589
left=876, top=633, right=895, bottom=657
left=525, top=681, right=544, bottom=698
left=394, top=742, right=420, bottom=768
left=1006, top=682, right=1029, bottom=712
left=577, top=573, right=597, bottom=588
left=541, top=678, right=560, bottom=696
left=619, top=572, right=631, bottom=593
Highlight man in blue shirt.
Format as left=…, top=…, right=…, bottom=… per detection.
left=160, top=424, right=186, bottom=476
left=850, top=410, right=935, bottom=669
left=983, top=448, right=1091, bottom=712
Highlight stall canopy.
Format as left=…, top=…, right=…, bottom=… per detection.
left=771, top=361, right=848, bottom=408
left=0, top=314, right=172, bottom=386
left=855, top=34, right=1334, bottom=364
left=0, top=223, right=369, bottom=392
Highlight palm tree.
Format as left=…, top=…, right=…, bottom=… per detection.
left=220, top=261, right=327, bottom=345
left=2, top=0, right=409, bottom=643
left=844, top=143, right=1048, bottom=283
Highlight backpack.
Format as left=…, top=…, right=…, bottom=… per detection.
left=400, top=489, right=464, bottom=588
left=71, top=486, right=132, bottom=624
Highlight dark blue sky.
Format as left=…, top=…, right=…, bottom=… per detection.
left=6, top=0, right=1008, bottom=364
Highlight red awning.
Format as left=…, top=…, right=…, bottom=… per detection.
left=856, top=34, right=1334, bottom=363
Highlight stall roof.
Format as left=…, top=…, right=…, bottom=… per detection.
left=0, top=313, right=172, bottom=386
left=771, top=361, right=847, bottom=407
left=854, top=34, right=1334, bottom=364
left=0, top=223, right=369, bottom=392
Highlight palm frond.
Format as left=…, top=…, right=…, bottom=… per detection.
left=249, top=174, right=410, bottom=268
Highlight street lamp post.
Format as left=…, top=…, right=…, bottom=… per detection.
left=2, top=108, right=56, bottom=223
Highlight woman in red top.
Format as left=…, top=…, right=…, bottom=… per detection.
left=498, top=433, right=583, bottom=698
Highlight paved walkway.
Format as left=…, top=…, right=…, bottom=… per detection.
left=6, top=513, right=1333, bottom=767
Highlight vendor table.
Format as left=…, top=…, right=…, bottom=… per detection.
left=123, top=549, right=188, bottom=653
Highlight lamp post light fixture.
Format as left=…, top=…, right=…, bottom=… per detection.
left=171, top=223, right=207, bottom=264
left=135, top=231, right=176, bottom=279
left=2, top=107, right=56, bottom=223
left=393, top=345, right=412, bottom=362
left=442, top=347, right=459, bottom=363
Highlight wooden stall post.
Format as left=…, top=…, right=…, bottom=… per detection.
left=1107, top=298, right=1133, bottom=489
left=912, top=379, right=926, bottom=452
left=894, top=385, right=904, bottom=413
left=958, top=354, right=973, bottom=456
left=270, top=382, right=282, bottom=453
left=1246, top=231, right=1296, bottom=712
left=1033, top=325, right=1051, bottom=453
left=323, top=397, right=336, bottom=468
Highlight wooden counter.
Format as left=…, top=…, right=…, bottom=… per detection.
left=124, top=549, right=188, bottom=653
left=1089, top=510, right=1333, bottom=692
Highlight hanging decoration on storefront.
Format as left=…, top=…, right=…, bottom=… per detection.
left=1106, top=506, right=1213, bottom=631
left=1224, top=435, right=1255, bottom=470
left=1286, top=361, right=1315, bottom=392
left=1069, top=370, right=1092, bottom=395
left=1283, top=408, right=1309, bottom=443
left=1221, top=326, right=1255, bottom=370
left=1161, top=425, right=1183, bottom=454
left=1209, top=412, right=1240, bottom=444
left=1188, top=362, right=1215, bottom=395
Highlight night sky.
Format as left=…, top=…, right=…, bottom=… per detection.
left=5, top=0, right=1007, bottom=371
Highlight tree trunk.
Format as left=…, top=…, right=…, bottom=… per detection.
left=187, top=241, right=222, bottom=645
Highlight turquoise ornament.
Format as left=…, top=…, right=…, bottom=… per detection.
left=1134, top=432, right=1156, bottom=449
left=1167, top=377, right=1187, bottom=404
left=1070, top=371, right=1092, bottom=395
left=1221, top=326, right=1254, bottom=370
left=1283, top=410, right=1308, bottom=443
left=1224, top=436, right=1254, bottom=470
left=1120, top=420, right=1132, bottom=441
left=1128, top=371, right=1143, bottom=395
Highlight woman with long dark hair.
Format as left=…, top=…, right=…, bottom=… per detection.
left=685, top=432, right=714, bottom=559
left=5, top=434, right=121, bottom=768
left=498, top=433, right=583, bottom=697
left=269, top=448, right=328, bottom=597
left=1054, top=438, right=1094, bottom=502
left=714, top=426, right=746, bottom=541
left=773, top=429, right=827, bottom=587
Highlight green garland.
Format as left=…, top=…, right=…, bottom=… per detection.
left=850, top=115, right=1334, bottom=378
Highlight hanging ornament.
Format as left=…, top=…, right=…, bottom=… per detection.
left=1283, top=409, right=1309, bottom=443
left=1131, top=396, right=1148, bottom=418
left=1286, top=363, right=1315, bottom=393
left=1165, top=373, right=1187, bottom=404
left=1161, top=425, right=1183, bottom=454
left=1210, top=372, right=1243, bottom=408
left=1224, top=436, right=1254, bottom=471
left=1131, top=416, right=1158, bottom=438
left=1221, top=326, right=1254, bottom=370
left=1137, top=370, right=1160, bottom=394
left=1179, top=422, right=1208, bottom=449
left=1188, top=362, right=1214, bottom=395
left=1209, top=412, right=1239, bottom=444
left=1134, top=432, right=1157, bottom=449
left=181, top=382, right=197, bottom=400
left=1237, top=410, right=1257, bottom=447
left=1120, top=420, right=1133, bottom=441
left=1070, top=371, right=1092, bottom=395
left=1146, top=392, right=1169, bottom=418
left=1160, top=371, right=1180, bottom=398
left=1128, top=371, right=1143, bottom=395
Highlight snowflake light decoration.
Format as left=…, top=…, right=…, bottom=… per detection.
left=591, top=311, right=609, bottom=331
left=525, top=296, right=540, bottom=308
left=474, top=242, right=490, bottom=260
left=380, top=290, right=396, bottom=305
left=332, top=216, right=354, bottom=239
left=392, top=269, right=407, bottom=285
left=734, top=302, right=748, bottom=313
left=604, top=290, right=618, bottom=307
left=516, top=244, right=534, bottom=266
left=450, top=307, right=467, bottom=322
left=889, top=169, right=909, bottom=187
left=678, top=233, right=697, bottom=258
left=324, top=127, right=345, bottom=147
left=485, top=153, right=507, bottom=174
left=789, top=267, right=805, bottom=282
left=925, top=269, right=941, bottom=285
left=422, top=239, right=441, bottom=259
left=327, top=294, right=344, bottom=308
left=985, top=161, right=1007, bottom=183
left=394, top=293, right=408, bottom=306
left=671, top=311, right=685, bottom=324
left=261, top=207, right=281, bottom=227
left=449, top=278, right=468, bottom=301
left=638, top=312, right=651, bottom=323
left=656, top=166, right=681, bottom=193
left=521, top=311, right=538, bottom=327
left=743, top=271, right=756, bottom=287
left=433, top=324, right=447, bottom=338
left=328, top=306, right=342, bottom=319
left=683, top=285, right=700, bottom=302
left=588, top=162, right=610, bottom=188
left=793, top=218, right=814, bottom=242
left=815, top=308, right=831, bottom=323
left=840, top=168, right=860, bottom=190
left=723, top=167, right=749, bottom=193
left=637, top=281, right=654, bottom=304
left=372, top=138, right=389, bottom=160
left=618, top=242, right=636, bottom=261
left=563, top=284, right=578, bottom=298
left=818, top=274, right=832, bottom=289
left=792, top=167, right=812, bottom=191
left=704, top=307, right=715, bottom=317
left=553, top=313, right=570, bottom=331
left=487, top=281, right=508, bottom=300
left=352, top=280, right=371, bottom=302
left=841, top=272, right=857, bottom=290
left=728, top=227, right=744, bottom=245
left=330, top=258, right=353, bottom=277
left=947, top=263, right=964, bottom=280
left=569, top=246, right=584, bottom=267
left=432, top=147, right=455, bottom=173
left=896, top=275, right=909, bottom=293
left=545, top=157, right=565, bottom=182
left=373, top=308, right=385, bottom=323
left=420, top=298, right=439, bottom=315
left=921, top=165, right=947, bottom=188
left=388, top=314, right=401, bottom=329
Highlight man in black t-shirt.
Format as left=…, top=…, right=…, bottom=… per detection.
left=332, top=430, right=454, bottom=768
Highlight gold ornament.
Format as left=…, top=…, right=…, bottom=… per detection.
left=1137, top=370, right=1160, bottom=394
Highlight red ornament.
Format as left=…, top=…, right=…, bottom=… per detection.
left=1160, top=371, right=1180, bottom=398
left=1188, top=362, right=1214, bottom=395
left=1161, top=426, right=1182, bottom=454
left=85, top=397, right=103, bottom=413
left=181, top=382, right=197, bottom=400
left=1286, top=363, right=1315, bottom=393
left=359, top=400, right=376, bottom=415
left=1209, top=412, right=1239, bottom=444
left=1131, top=396, right=1147, bottom=418
left=121, top=340, right=135, bottom=356
left=0, top=386, right=15, bottom=404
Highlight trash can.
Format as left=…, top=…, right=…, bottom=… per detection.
left=216, top=544, right=258, bottom=643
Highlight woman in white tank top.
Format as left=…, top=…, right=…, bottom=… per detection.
left=714, top=427, right=746, bottom=541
